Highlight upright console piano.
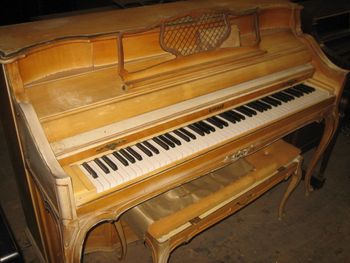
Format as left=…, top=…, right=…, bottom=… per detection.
left=0, top=0, right=347, bottom=262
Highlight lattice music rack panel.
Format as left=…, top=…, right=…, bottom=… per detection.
left=159, top=11, right=231, bottom=57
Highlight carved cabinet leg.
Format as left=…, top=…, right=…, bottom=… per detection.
left=146, top=237, right=171, bottom=263
left=279, top=159, right=303, bottom=219
left=304, top=112, right=337, bottom=193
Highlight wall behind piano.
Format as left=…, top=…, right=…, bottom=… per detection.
left=0, top=0, right=178, bottom=26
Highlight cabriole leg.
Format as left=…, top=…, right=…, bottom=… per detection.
left=304, top=112, right=337, bottom=193
left=279, top=158, right=303, bottom=219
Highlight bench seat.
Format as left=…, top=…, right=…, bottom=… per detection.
left=123, top=140, right=302, bottom=263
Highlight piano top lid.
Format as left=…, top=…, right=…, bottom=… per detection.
left=0, top=0, right=294, bottom=61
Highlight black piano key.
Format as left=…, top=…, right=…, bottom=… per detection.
left=241, top=105, right=257, bottom=115
left=188, top=124, right=205, bottom=136
left=219, top=112, right=236, bottom=123
left=304, top=85, right=315, bottom=92
left=271, top=93, right=288, bottom=102
left=293, top=84, right=315, bottom=94
left=285, top=88, right=303, bottom=97
left=180, top=128, right=197, bottom=139
left=268, top=96, right=282, bottom=105
left=206, top=117, right=223, bottom=129
left=305, top=85, right=315, bottom=92
left=228, top=111, right=243, bottom=121
left=192, top=122, right=207, bottom=134
left=247, top=102, right=264, bottom=112
left=298, top=84, right=315, bottom=93
left=243, top=105, right=257, bottom=115
left=212, top=116, right=228, bottom=127
left=193, top=123, right=210, bottom=134
left=136, top=143, right=153, bottom=157
left=113, top=151, right=129, bottom=166
left=126, top=147, right=143, bottom=161
left=256, top=100, right=272, bottom=110
left=263, top=96, right=281, bottom=106
left=199, top=121, right=215, bottom=132
left=236, top=106, right=253, bottom=117
left=94, top=158, right=110, bottom=174
left=292, top=85, right=309, bottom=94
left=102, top=156, right=118, bottom=171
left=164, top=133, right=182, bottom=146
left=120, top=149, right=136, bottom=163
left=153, top=137, right=170, bottom=150
left=230, top=110, right=245, bottom=120
left=82, top=162, right=98, bottom=178
left=279, top=91, right=295, bottom=101
left=159, top=135, right=176, bottom=148
left=143, top=141, right=160, bottom=154
left=173, top=129, right=191, bottom=142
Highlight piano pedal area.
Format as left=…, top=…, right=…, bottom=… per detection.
left=82, top=140, right=303, bottom=263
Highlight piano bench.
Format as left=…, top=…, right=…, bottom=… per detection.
left=123, top=140, right=303, bottom=263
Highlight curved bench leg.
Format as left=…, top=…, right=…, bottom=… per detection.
left=146, top=237, right=171, bottom=263
left=113, top=220, right=127, bottom=260
left=279, top=158, right=303, bottom=219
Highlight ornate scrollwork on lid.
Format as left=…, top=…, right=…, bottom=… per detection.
left=159, top=10, right=231, bottom=57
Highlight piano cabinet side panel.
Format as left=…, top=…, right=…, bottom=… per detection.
left=0, top=66, right=44, bottom=257
left=27, top=173, right=65, bottom=263
left=16, top=103, right=77, bottom=221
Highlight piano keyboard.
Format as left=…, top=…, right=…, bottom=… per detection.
left=78, top=84, right=330, bottom=193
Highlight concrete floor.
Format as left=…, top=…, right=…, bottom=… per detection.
left=0, top=117, right=349, bottom=263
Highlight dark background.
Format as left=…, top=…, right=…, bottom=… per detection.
left=0, top=0, right=113, bottom=25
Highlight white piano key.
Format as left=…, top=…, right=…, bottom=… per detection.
left=89, top=162, right=112, bottom=190
left=99, top=158, right=123, bottom=185
left=131, top=147, right=155, bottom=173
left=169, top=132, right=195, bottom=156
left=110, top=154, right=138, bottom=182
left=80, top=164, right=104, bottom=193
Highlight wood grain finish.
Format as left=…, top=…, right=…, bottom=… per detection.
left=0, top=0, right=348, bottom=262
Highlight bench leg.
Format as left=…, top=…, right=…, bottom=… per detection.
left=146, top=237, right=171, bottom=263
left=279, top=158, right=303, bottom=219
left=113, top=220, right=127, bottom=260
